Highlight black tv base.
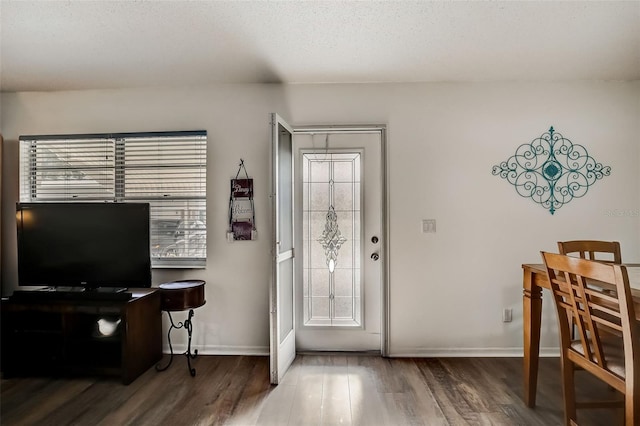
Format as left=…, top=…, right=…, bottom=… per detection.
left=11, top=287, right=132, bottom=301
left=55, top=286, right=128, bottom=293
left=1, top=288, right=162, bottom=384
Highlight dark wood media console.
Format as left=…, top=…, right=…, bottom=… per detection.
left=1, top=288, right=162, bottom=385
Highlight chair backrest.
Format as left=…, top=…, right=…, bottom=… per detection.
left=557, top=240, right=622, bottom=264
left=541, top=252, right=638, bottom=395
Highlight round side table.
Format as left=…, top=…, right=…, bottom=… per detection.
left=155, top=280, right=206, bottom=376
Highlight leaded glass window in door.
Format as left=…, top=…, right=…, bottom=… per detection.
left=302, top=152, right=362, bottom=327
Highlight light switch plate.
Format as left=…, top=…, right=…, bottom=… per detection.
left=422, top=219, right=436, bottom=233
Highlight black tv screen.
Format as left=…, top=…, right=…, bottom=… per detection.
left=16, top=202, right=151, bottom=289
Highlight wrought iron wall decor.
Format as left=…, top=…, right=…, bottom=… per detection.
left=491, top=126, right=611, bottom=215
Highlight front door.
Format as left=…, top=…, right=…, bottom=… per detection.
left=293, top=128, right=385, bottom=352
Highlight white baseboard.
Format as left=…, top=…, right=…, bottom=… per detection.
left=388, top=347, right=560, bottom=358
left=162, top=344, right=269, bottom=356
left=163, top=345, right=560, bottom=358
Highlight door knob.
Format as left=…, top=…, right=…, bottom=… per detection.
left=371, top=253, right=379, bottom=261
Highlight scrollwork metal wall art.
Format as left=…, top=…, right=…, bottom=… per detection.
left=491, top=126, right=611, bottom=215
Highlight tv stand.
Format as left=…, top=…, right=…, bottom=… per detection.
left=1, top=288, right=161, bottom=385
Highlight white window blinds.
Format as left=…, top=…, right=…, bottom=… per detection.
left=19, top=131, right=207, bottom=268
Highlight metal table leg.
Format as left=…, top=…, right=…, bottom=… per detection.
left=155, top=309, right=198, bottom=376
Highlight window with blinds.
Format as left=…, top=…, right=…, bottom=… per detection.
left=19, top=131, right=207, bottom=268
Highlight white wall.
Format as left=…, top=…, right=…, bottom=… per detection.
left=2, top=81, right=639, bottom=356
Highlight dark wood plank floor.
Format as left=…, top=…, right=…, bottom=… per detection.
left=1, top=355, right=621, bottom=425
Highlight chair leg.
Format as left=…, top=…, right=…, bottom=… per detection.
left=624, top=389, right=637, bottom=426
left=561, top=357, right=577, bottom=426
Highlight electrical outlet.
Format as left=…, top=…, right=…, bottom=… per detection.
left=502, top=308, right=513, bottom=323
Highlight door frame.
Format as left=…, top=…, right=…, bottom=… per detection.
left=292, top=125, right=389, bottom=356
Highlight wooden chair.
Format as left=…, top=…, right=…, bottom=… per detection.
left=557, top=240, right=622, bottom=264
left=558, top=241, right=623, bottom=339
left=541, top=252, right=639, bottom=426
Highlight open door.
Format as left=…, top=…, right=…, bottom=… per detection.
left=269, top=113, right=296, bottom=384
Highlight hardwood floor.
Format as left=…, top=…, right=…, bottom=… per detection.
left=1, top=354, right=621, bottom=425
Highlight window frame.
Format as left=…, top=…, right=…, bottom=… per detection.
left=19, top=130, right=207, bottom=269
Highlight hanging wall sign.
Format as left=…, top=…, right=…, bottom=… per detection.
left=228, top=160, right=256, bottom=241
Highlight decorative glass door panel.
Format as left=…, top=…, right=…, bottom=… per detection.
left=302, top=152, right=362, bottom=327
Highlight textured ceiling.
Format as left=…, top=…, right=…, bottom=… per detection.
left=1, top=1, right=639, bottom=92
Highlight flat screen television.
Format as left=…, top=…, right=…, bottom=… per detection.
left=16, top=202, right=151, bottom=289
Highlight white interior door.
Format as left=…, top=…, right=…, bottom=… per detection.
left=293, top=129, right=385, bottom=352
left=269, top=113, right=296, bottom=384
